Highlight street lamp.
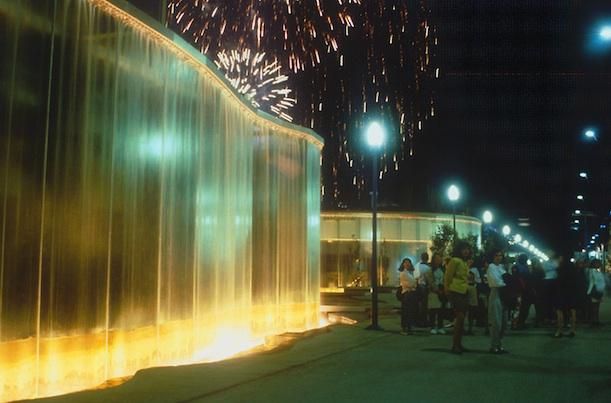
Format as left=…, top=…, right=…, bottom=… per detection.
left=502, top=225, right=511, bottom=236
left=447, top=184, right=460, bottom=234
left=584, top=129, right=597, bottom=140
left=481, top=210, right=493, bottom=248
left=600, top=26, right=611, bottom=41
left=365, top=121, right=385, bottom=331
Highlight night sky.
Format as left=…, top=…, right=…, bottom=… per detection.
left=370, top=0, right=610, bottom=253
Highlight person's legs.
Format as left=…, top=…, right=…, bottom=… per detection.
left=406, top=292, right=418, bottom=333
left=592, top=301, right=600, bottom=325
left=554, top=309, right=564, bottom=337
left=400, top=293, right=408, bottom=332
left=569, top=308, right=576, bottom=335
left=452, top=311, right=465, bottom=350
left=517, top=295, right=531, bottom=328
left=428, top=308, right=436, bottom=332
left=489, top=289, right=502, bottom=349
left=436, top=308, right=445, bottom=330
left=467, top=306, right=476, bottom=334
left=500, top=306, right=508, bottom=344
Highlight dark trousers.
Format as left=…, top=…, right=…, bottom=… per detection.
left=401, top=291, right=418, bottom=331
left=517, top=292, right=534, bottom=326
left=417, top=286, right=429, bottom=326
left=429, top=308, right=444, bottom=329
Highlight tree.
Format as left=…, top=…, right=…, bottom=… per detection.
left=430, top=224, right=455, bottom=258
left=431, top=224, right=483, bottom=260
left=482, top=229, right=509, bottom=260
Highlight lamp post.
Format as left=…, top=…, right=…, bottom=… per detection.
left=481, top=210, right=493, bottom=248
left=447, top=185, right=460, bottom=235
left=365, top=122, right=385, bottom=331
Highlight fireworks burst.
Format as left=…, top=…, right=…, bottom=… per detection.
left=215, top=48, right=296, bottom=122
left=168, top=0, right=360, bottom=72
left=167, top=1, right=438, bottom=208
left=292, top=0, right=438, bottom=205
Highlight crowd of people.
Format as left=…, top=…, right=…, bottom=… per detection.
left=397, top=241, right=607, bottom=354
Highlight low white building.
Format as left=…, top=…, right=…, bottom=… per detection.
left=321, top=211, right=482, bottom=288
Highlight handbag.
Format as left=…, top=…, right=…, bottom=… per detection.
left=395, top=286, right=403, bottom=301
left=589, top=288, right=603, bottom=301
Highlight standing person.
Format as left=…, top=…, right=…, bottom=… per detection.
left=478, top=258, right=491, bottom=334
left=515, top=254, right=535, bottom=329
left=586, top=259, right=605, bottom=327
left=444, top=240, right=472, bottom=354
left=574, top=258, right=589, bottom=323
left=426, top=252, right=446, bottom=335
left=553, top=256, right=578, bottom=338
left=531, top=262, right=546, bottom=327
left=542, top=255, right=559, bottom=324
left=399, top=258, right=418, bottom=335
left=466, top=269, right=479, bottom=335
left=416, top=252, right=431, bottom=327
left=487, top=249, right=509, bottom=354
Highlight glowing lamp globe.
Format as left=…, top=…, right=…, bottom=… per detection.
left=482, top=210, right=493, bottom=224
left=600, top=26, right=611, bottom=41
left=366, top=122, right=385, bottom=148
left=447, top=185, right=460, bottom=202
left=502, top=225, right=511, bottom=236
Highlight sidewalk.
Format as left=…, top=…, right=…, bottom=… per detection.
left=36, top=295, right=611, bottom=403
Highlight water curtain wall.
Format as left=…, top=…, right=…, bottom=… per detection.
left=0, top=0, right=322, bottom=400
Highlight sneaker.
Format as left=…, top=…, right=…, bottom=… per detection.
left=430, top=328, right=438, bottom=335
left=437, top=328, right=447, bottom=335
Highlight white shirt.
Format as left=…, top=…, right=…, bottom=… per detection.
left=416, top=262, right=431, bottom=286
left=542, top=260, right=558, bottom=280
left=587, top=268, right=606, bottom=294
left=487, top=263, right=506, bottom=288
left=469, top=267, right=482, bottom=284
left=400, top=270, right=418, bottom=293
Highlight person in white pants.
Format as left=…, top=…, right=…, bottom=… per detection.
left=487, top=249, right=509, bottom=354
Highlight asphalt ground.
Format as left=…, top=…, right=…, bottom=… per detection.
left=33, top=293, right=611, bottom=403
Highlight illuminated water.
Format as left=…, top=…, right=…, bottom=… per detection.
left=0, top=1, right=322, bottom=401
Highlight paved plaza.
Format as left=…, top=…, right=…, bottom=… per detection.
left=37, top=293, right=611, bottom=403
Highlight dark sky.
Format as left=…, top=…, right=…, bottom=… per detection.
left=385, top=0, right=611, bottom=253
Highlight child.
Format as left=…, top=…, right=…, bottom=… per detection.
left=466, top=270, right=479, bottom=335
